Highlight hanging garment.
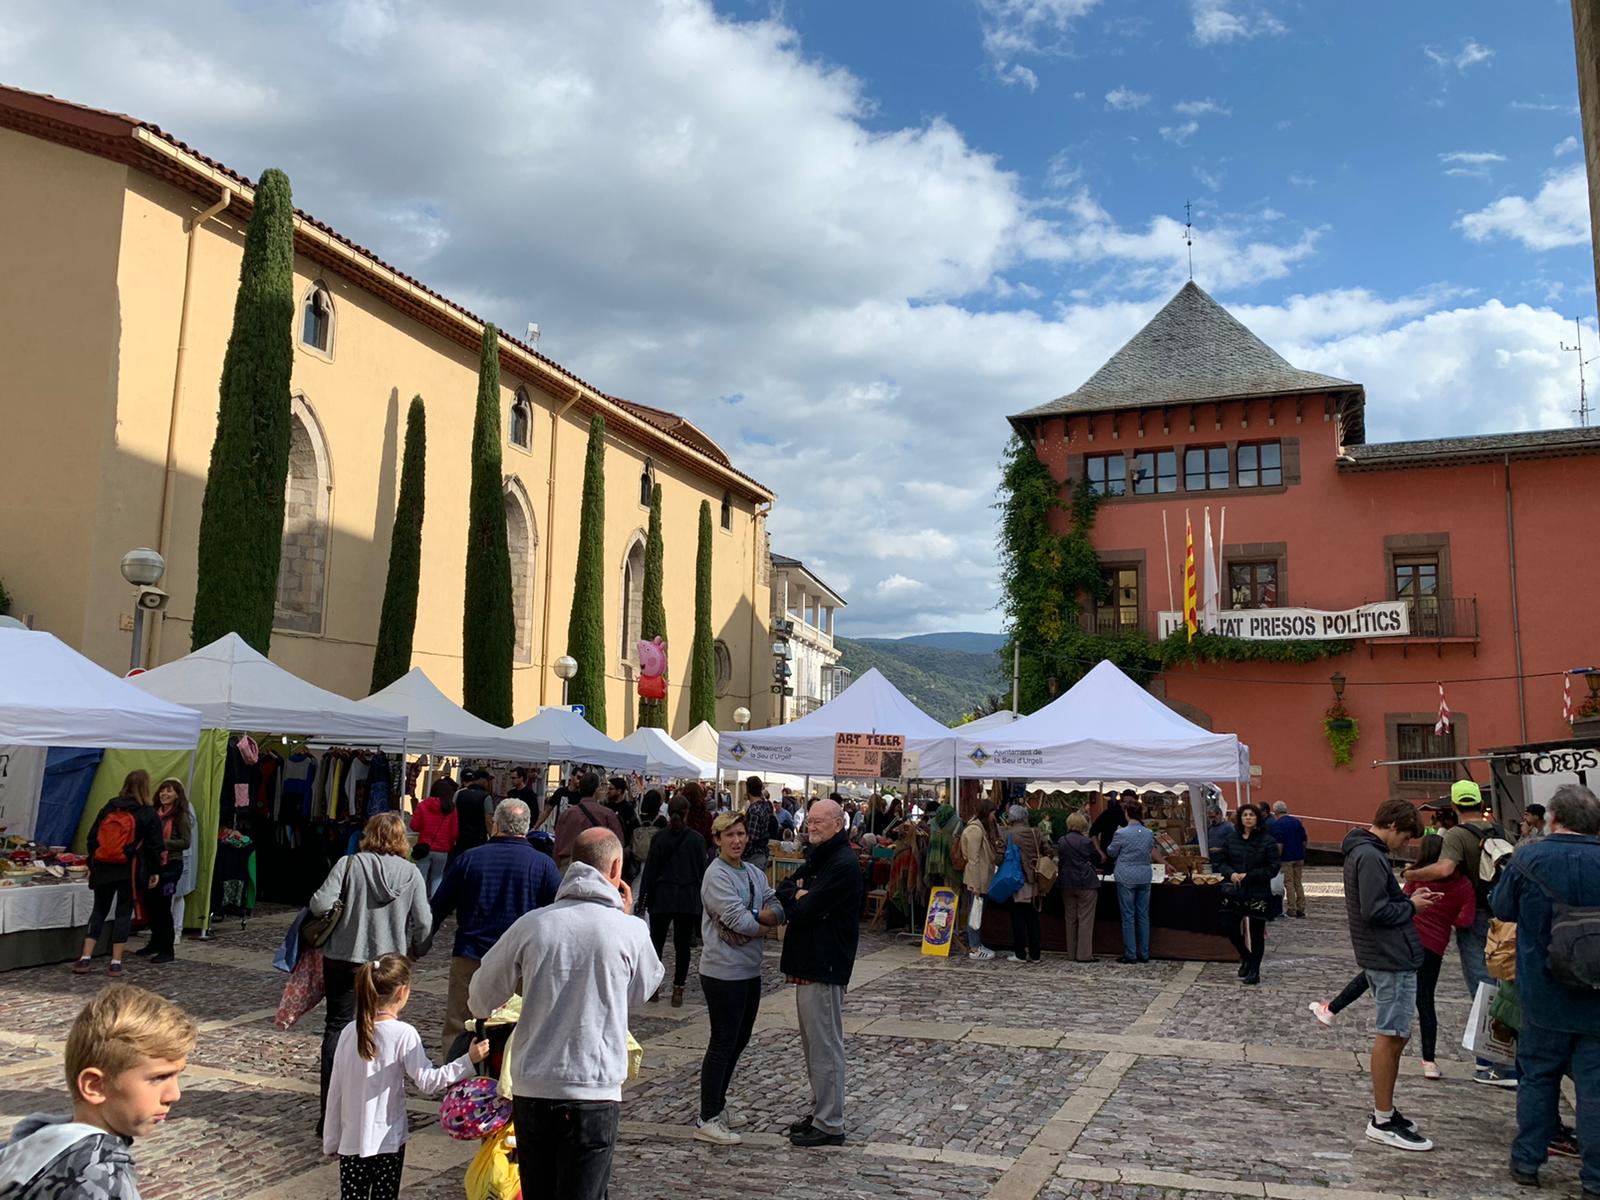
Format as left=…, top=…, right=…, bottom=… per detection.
left=279, top=753, right=318, bottom=820
left=366, top=752, right=391, bottom=813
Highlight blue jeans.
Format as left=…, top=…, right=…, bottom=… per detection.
left=1117, top=882, right=1150, bottom=961
left=1513, top=1020, right=1600, bottom=1192
left=1458, top=908, right=1519, bottom=1075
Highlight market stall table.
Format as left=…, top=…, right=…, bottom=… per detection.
left=0, top=880, right=94, bottom=970
left=981, top=877, right=1235, bottom=961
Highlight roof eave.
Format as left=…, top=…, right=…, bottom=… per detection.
left=1339, top=442, right=1600, bottom=472
left=1008, top=381, right=1365, bottom=429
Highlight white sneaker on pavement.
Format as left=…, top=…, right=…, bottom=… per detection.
left=969, top=947, right=996, bottom=960
left=694, top=1116, right=743, bottom=1146
left=1366, top=1115, right=1432, bottom=1151
left=1308, top=1001, right=1335, bottom=1027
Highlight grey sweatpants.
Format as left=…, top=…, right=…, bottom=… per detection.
left=795, top=981, right=847, bottom=1135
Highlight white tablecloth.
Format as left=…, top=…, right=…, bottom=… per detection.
left=0, top=881, right=94, bottom=935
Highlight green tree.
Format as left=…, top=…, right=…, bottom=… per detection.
left=461, top=326, right=515, bottom=724
left=370, top=396, right=427, bottom=692
left=190, top=168, right=296, bottom=652
left=688, top=499, right=717, bottom=727
left=566, top=414, right=608, bottom=730
left=637, top=482, right=668, bottom=729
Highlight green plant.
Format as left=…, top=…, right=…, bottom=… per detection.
left=637, top=482, right=668, bottom=729
left=191, top=168, right=296, bottom=652
left=370, top=396, right=427, bottom=692
left=688, top=499, right=717, bottom=727
left=566, top=414, right=608, bottom=731
left=1323, top=702, right=1360, bottom=767
left=1575, top=693, right=1600, bottom=721
left=0, top=577, right=10, bottom=616
left=462, top=326, right=515, bottom=725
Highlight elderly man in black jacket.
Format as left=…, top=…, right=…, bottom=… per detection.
left=776, top=797, right=861, bottom=1148
left=1343, top=798, right=1436, bottom=1154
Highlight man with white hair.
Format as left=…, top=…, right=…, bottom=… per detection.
left=472, top=827, right=662, bottom=1200
left=1271, top=800, right=1308, bottom=918
left=776, top=797, right=862, bottom=1147
left=431, top=797, right=561, bottom=1057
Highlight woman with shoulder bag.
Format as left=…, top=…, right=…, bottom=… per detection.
left=134, top=777, right=192, bottom=964
left=1106, top=800, right=1163, bottom=964
left=1055, top=812, right=1103, bottom=962
left=308, top=812, right=434, bottom=1136
left=638, top=795, right=708, bottom=1006
left=1214, top=803, right=1281, bottom=985
left=1003, top=806, right=1044, bottom=964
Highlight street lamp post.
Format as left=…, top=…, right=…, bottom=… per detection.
left=772, top=634, right=793, bottom=725
left=734, top=706, right=751, bottom=731
left=553, top=655, right=579, bottom=706
left=120, top=548, right=167, bottom=673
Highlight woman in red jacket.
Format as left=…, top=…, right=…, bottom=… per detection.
left=1403, top=833, right=1476, bottom=1079
left=409, top=778, right=459, bottom=897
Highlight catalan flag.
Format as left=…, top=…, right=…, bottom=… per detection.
left=1183, top=511, right=1198, bottom=639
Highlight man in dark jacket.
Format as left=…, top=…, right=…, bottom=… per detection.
left=431, top=798, right=561, bottom=1057
left=554, top=773, right=625, bottom=870
left=449, top=769, right=495, bottom=861
left=1491, top=783, right=1600, bottom=1194
left=1271, top=801, right=1309, bottom=918
left=1344, top=798, right=1436, bottom=1153
left=743, top=776, right=775, bottom=871
left=777, top=798, right=861, bottom=1148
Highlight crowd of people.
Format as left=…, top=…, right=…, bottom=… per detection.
left=7, top=770, right=1596, bottom=1200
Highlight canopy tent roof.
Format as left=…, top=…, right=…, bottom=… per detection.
left=953, top=709, right=1019, bottom=733
left=128, top=633, right=408, bottom=744
left=0, top=629, right=203, bottom=749
left=616, top=727, right=715, bottom=780
left=359, top=669, right=550, bottom=761
left=717, top=667, right=957, bottom=777
left=954, top=660, right=1248, bottom=782
left=505, top=707, right=647, bottom=771
left=677, top=720, right=719, bottom=764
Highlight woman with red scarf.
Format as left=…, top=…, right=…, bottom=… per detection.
left=135, top=777, right=192, bottom=963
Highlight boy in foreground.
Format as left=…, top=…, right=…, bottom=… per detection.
left=1343, top=798, right=1436, bottom=1151
left=0, top=983, right=197, bottom=1198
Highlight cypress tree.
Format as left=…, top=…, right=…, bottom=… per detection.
left=688, top=499, right=717, bottom=727
left=190, top=168, right=296, bottom=652
left=370, top=396, right=427, bottom=692
left=637, top=482, right=668, bottom=729
left=461, top=326, right=515, bottom=724
left=566, top=414, right=608, bottom=730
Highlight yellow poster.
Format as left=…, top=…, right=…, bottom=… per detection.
left=921, top=886, right=958, bottom=957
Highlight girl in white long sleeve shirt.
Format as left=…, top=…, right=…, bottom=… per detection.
left=323, top=954, right=486, bottom=1198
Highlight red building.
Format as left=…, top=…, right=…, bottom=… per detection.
left=1011, top=282, right=1600, bottom=846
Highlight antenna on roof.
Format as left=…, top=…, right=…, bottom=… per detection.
left=525, top=322, right=541, bottom=349
left=1560, top=318, right=1594, bottom=427
left=1183, top=200, right=1194, bottom=282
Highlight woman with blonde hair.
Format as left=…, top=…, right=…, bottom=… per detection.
left=74, top=770, right=164, bottom=977
left=308, top=812, right=433, bottom=1135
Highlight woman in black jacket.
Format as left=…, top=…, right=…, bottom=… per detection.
left=638, top=795, right=708, bottom=1006
left=1214, top=803, right=1281, bottom=985
left=74, top=770, right=164, bottom=977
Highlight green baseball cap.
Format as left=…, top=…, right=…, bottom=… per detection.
left=1450, top=780, right=1483, bottom=809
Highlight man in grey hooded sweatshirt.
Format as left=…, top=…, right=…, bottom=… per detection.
left=470, top=828, right=663, bottom=1200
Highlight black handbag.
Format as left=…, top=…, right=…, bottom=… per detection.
left=1219, top=884, right=1269, bottom=919
left=301, top=859, right=353, bottom=949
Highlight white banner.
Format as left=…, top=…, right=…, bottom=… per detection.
left=0, top=745, right=49, bottom=841
left=1157, top=600, right=1411, bottom=641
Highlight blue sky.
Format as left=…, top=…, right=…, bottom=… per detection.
left=6, top=1, right=1594, bottom=637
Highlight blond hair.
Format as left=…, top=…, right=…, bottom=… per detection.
left=1066, top=811, right=1089, bottom=835
left=359, top=812, right=410, bottom=857
left=65, top=984, right=197, bottom=1099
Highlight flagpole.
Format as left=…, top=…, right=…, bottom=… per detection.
left=1162, top=509, right=1175, bottom=614
left=1217, top=505, right=1227, bottom=614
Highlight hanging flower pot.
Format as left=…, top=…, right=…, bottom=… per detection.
left=1323, top=703, right=1360, bottom=768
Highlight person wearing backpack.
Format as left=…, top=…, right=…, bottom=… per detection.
left=1491, top=784, right=1600, bottom=1196
left=1403, top=779, right=1520, bottom=1086
left=73, top=771, right=164, bottom=978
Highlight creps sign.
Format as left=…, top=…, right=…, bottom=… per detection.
left=1502, top=749, right=1599, bottom=776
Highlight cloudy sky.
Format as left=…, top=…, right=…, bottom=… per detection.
left=6, top=0, right=1594, bottom=636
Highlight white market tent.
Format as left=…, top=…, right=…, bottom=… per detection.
left=360, top=668, right=550, bottom=761
left=952, top=709, right=1019, bottom=733
left=0, top=629, right=203, bottom=749
left=128, top=633, right=407, bottom=743
left=617, top=727, right=715, bottom=780
left=505, top=707, right=647, bottom=771
left=953, top=660, right=1248, bottom=783
left=677, top=720, right=720, bottom=764
left=716, top=667, right=958, bottom=777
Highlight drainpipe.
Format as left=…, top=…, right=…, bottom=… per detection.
left=538, top=385, right=584, bottom=706
left=1504, top=453, right=1528, bottom=741
left=750, top=500, right=772, bottom=726
left=150, top=187, right=233, bottom=667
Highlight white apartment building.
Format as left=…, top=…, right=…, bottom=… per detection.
left=769, top=553, right=848, bottom=722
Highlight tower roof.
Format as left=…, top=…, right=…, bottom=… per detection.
left=1012, top=282, right=1364, bottom=437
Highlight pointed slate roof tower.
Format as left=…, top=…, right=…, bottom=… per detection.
left=1012, top=281, right=1365, bottom=439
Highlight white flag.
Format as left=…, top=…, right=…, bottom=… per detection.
left=1201, top=506, right=1221, bottom=630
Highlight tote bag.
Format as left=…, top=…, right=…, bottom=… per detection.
left=987, top=841, right=1024, bottom=904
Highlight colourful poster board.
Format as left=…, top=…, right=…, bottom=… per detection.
left=921, top=885, right=958, bottom=957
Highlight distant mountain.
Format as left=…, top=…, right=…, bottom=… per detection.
left=835, top=634, right=1007, bottom=725
left=859, top=631, right=1008, bottom=654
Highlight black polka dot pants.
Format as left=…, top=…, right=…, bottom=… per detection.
left=339, top=1147, right=406, bottom=1200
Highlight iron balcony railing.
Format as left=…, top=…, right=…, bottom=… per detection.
left=1391, top=595, right=1479, bottom=639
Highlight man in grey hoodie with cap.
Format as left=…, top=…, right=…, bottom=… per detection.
left=470, top=827, right=663, bottom=1200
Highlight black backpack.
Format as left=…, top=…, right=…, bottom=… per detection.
left=1513, top=856, right=1600, bottom=993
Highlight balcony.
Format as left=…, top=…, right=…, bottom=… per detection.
left=1371, top=595, right=1480, bottom=657
left=1079, top=609, right=1149, bottom=637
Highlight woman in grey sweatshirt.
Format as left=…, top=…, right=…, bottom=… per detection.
left=694, top=811, right=785, bottom=1145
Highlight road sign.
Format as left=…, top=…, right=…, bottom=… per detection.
left=570, top=704, right=586, bottom=717
left=769, top=685, right=794, bottom=696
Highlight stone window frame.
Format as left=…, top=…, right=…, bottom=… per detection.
left=720, top=490, right=733, bottom=533
left=298, top=281, right=336, bottom=362
left=503, top=477, right=538, bottom=664
left=1092, top=549, right=1147, bottom=634
left=274, top=395, right=333, bottom=636
left=713, top=639, right=733, bottom=697
left=1383, top=709, right=1470, bottom=800
left=639, top=459, right=655, bottom=510
left=619, top=528, right=647, bottom=669
left=1222, top=541, right=1288, bottom=609
left=1383, top=532, right=1454, bottom=602
left=508, top=388, right=534, bottom=455
left=1065, top=437, right=1300, bottom=505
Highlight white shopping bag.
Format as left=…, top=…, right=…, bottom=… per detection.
left=1462, top=980, right=1516, bottom=1065
left=967, top=896, right=985, bottom=931
left=1270, top=872, right=1285, bottom=897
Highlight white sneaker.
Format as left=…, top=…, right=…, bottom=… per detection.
left=694, top=1115, right=743, bottom=1146
left=1366, top=1115, right=1432, bottom=1152
left=969, top=947, right=996, bottom=960
left=1308, top=1001, right=1335, bottom=1028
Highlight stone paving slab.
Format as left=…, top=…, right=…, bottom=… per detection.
left=0, top=958, right=287, bottom=1036
left=849, top=965, right=1166, bottom=1031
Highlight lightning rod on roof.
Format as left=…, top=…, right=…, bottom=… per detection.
left=1183, top=200, right=1194, bottom=282
left=1560, top=318, right=1594, bottom=427
left=525, top=322, right=540, bottom=349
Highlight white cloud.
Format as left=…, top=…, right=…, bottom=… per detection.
left=1104, top=86, right=1150, bottom=110
left=1459, top=167, right=1591, bottom=251
left=1555, top=136, right=1580, bottom=157
left=976, top=0, right=1099, bottom=89
left=1159, top=121, right=1199, bottom=145
left=1440, top=151, right=1506, bottom=166
left=1194, top=165, right=1223, bottom=192
left=1173, top=98, right=1231, bottom=117
left=1425, top=38, right=1494, bottom=72
left=1190, top=0, right=1286, bottom=45
left=1288, top=172, right=1316, bottom=188
left=1512, top=99, right=1579, bottom=115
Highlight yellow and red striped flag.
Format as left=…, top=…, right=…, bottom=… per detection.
left=1183, top=511, right=1198, bottom=640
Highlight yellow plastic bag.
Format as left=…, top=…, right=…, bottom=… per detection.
left=627, top=1031, right=643, bottom=1083
left=464, top=1125, right=519, bottom=1200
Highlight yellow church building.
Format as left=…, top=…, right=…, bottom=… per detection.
left=0, top=85, right=776, bottom=736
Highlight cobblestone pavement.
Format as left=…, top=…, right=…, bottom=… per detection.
left=0, top=872, right=1583, bottom=1200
